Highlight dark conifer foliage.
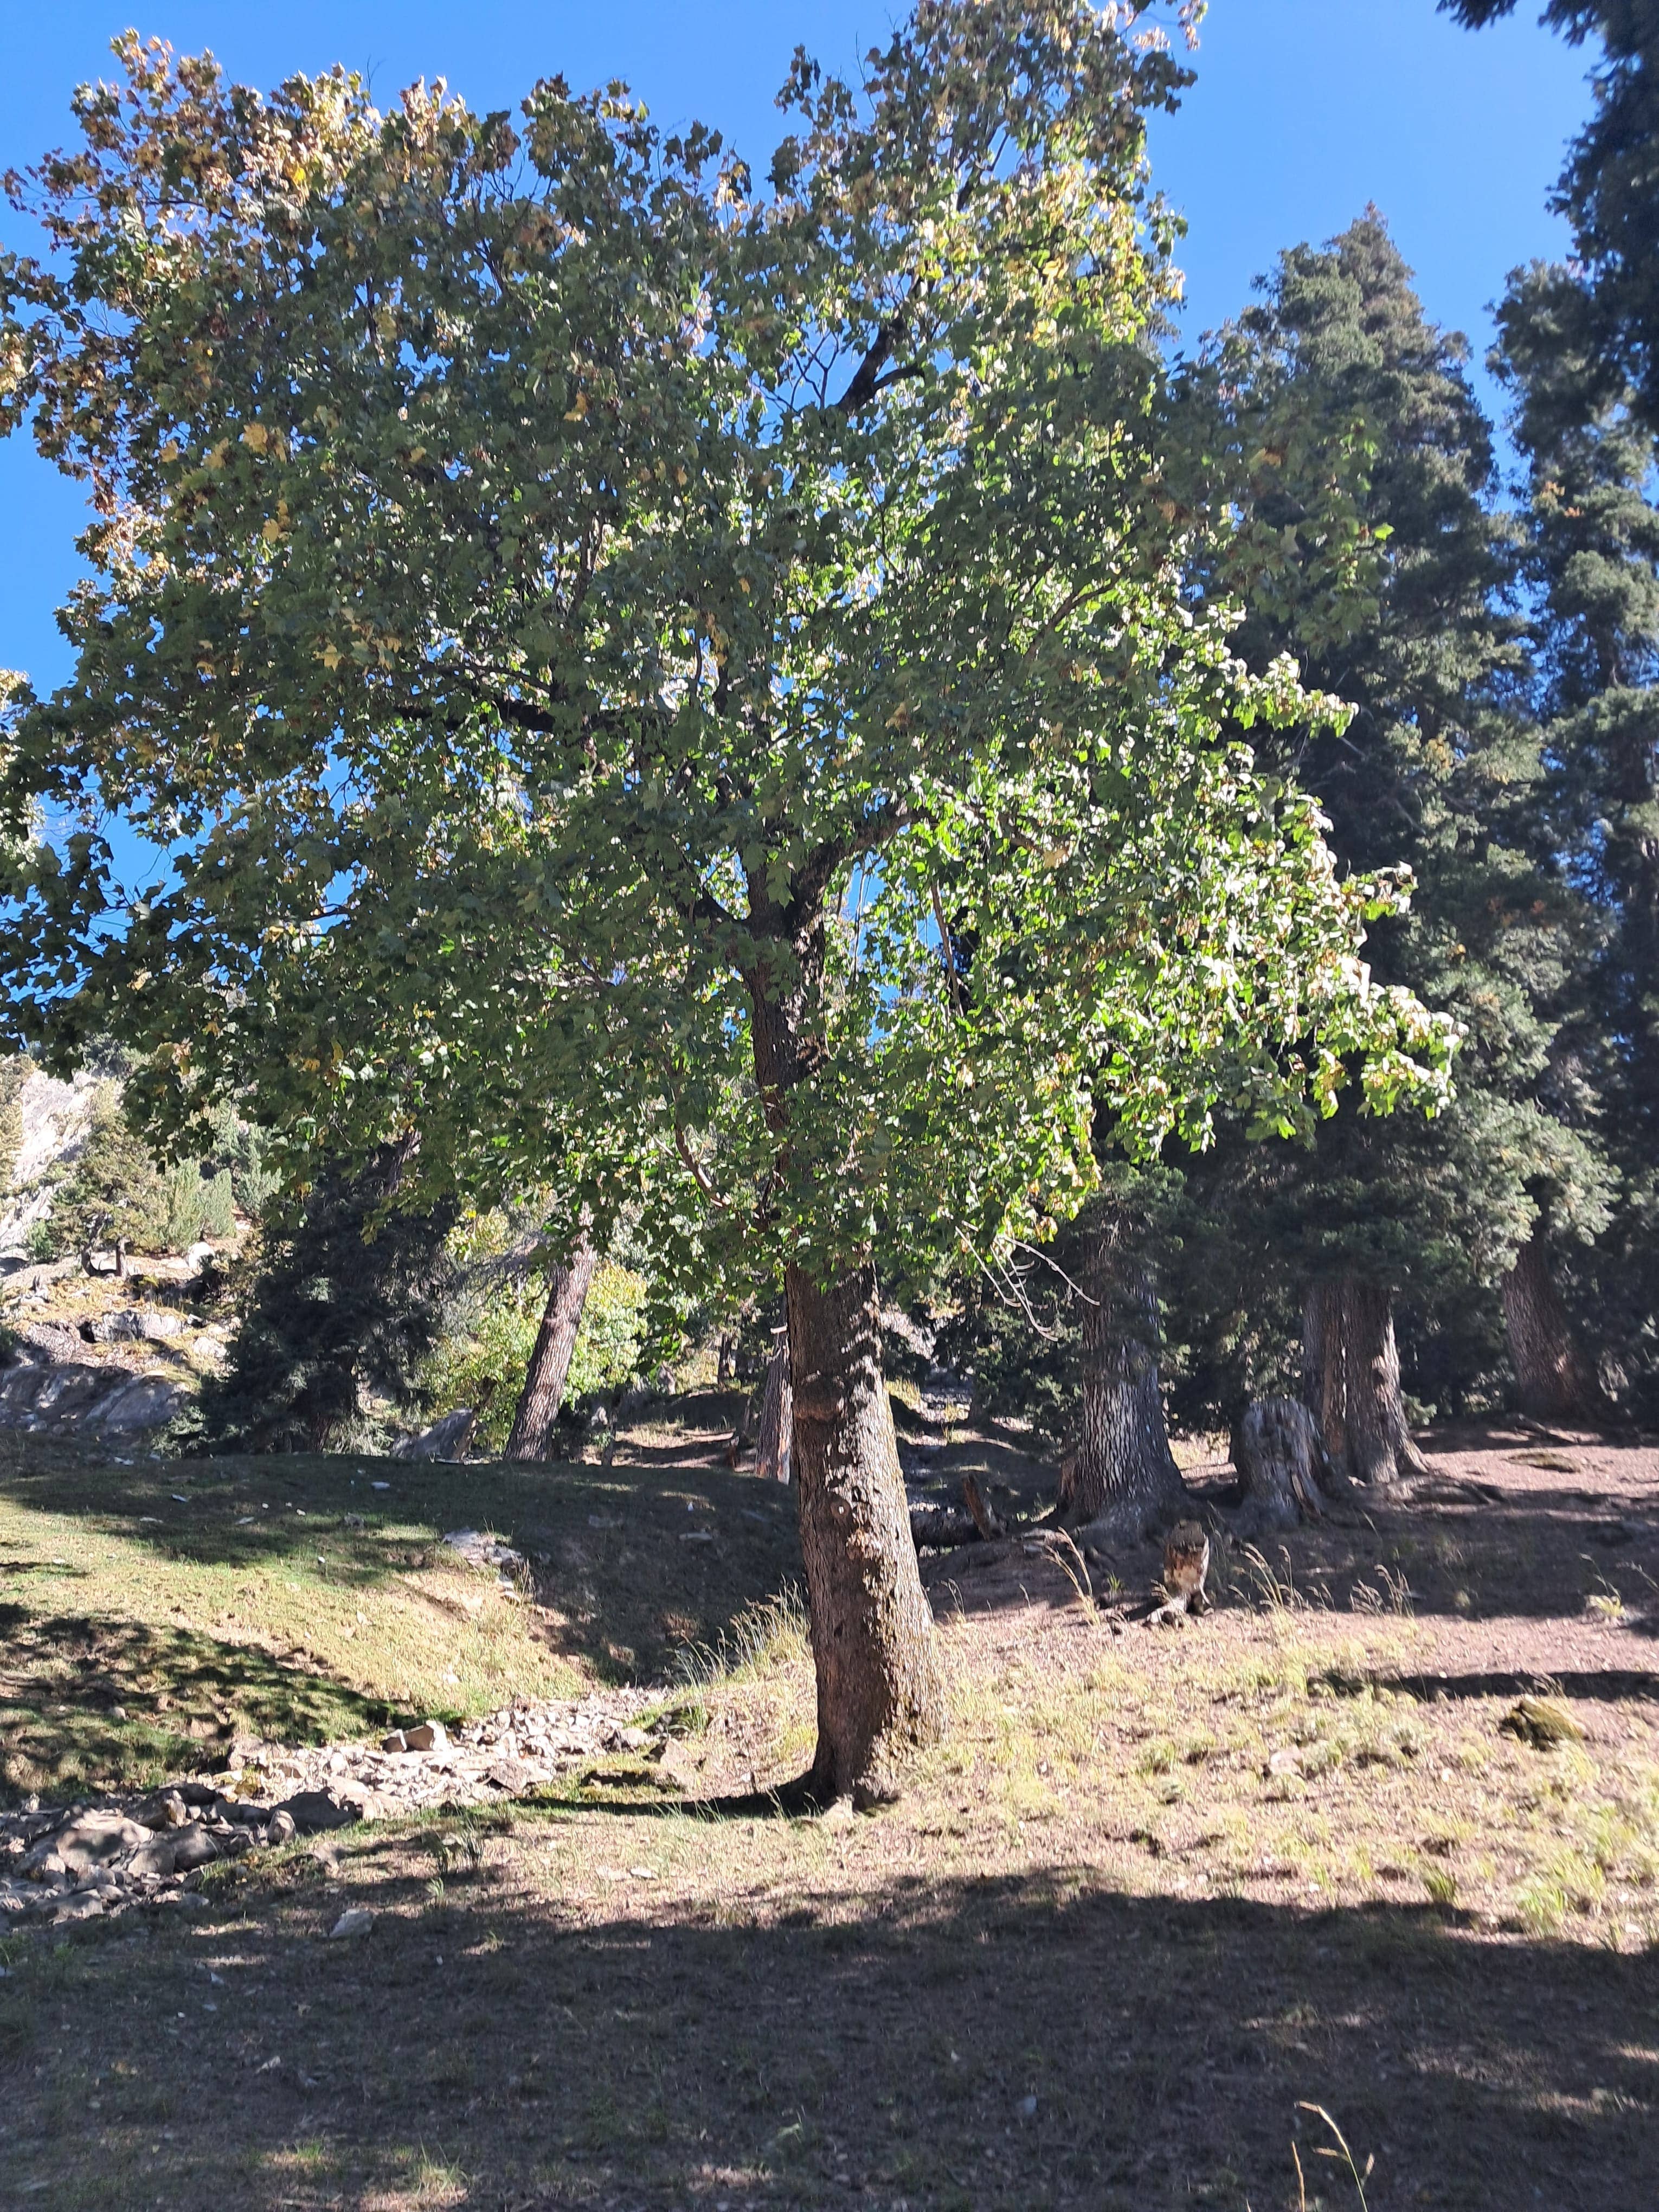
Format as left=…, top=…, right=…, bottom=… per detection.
left=1180, top=214, right=1596, bottom=1460
left=199, top=1142, right=458, bottom=1452
left=1495, top=260, right=1659, bottom=1415
left=1446, top=2, right=1659, bottom=435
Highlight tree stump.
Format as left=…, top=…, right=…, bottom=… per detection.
left=1231, top=1396, right=1326, bottom=1528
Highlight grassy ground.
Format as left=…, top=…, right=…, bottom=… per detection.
left=2, top=1413, right=1657, bottom=2208
left=0, top=1394, right=796, bottom=1803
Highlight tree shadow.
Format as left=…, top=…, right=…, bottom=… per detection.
left=0, top=1606, right=385, bottom=1802
left=0, top=1442, right=804, bottom=1698
left=3, top=1855, right=1652, bottom=2209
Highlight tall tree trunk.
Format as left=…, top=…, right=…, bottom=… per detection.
left=1502, top=1227, right=1600, bottom=1425
left=1303, top=1275, right=1427, bottom=1484
left=1061, top=1209, right=1188, bottom=1526
left=755, top=1327, right=793, bottom=1482
left=745, top=891, right=943, bottom=1802
left=504, top=1238, right=598, bottom=1462
left=786, top=1258, right=943, bottom=1803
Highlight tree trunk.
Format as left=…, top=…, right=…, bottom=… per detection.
left=1502, top=1227, right=1600, bottom=1425
left=755, top=1327, right=793, bottom=1483
left=503, top=1238, right=598, bottom=1462
left=1303, top=1275, right=1427, bottom=1484
left=1060, top=1211, right=1188, bottom=1528
left=1232, top=1396, right=1326, bottom=1529
left=786, top=1257, right=944, bottom=1804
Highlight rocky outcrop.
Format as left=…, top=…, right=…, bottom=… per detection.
left=0, top=1068, right=101, bottom=1254
left=81, top=1306, right=190, bottom=1344
left=0, top=1355, right=185, bottom=1437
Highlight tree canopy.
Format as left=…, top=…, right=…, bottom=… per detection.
left=0, top=6, right=1448, bottom=1298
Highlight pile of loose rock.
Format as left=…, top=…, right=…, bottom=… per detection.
left=249, top=1688, right=655, bottom=1822
left=1, top=1689, right=660, bottom=1931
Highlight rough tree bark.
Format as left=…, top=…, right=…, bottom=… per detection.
left=1501, top=1227, right=1601, bottom=1425
left=1232, top=1396, right=1325, bottom=1529
left=1303, top=1275, right=1427, bottom=1484
left=747, top=898, right=943, bottom=1804
left=755, top=1327, right=793, bottom=1483
left=786, top=1258, right=943, bottom=1803
left=503, top=1238, right=598, bottom=1462
left=1059, top=1207, right=1188, bottom=1528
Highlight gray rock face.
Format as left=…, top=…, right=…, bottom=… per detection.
left=84, top=1307, right=187, bottom=1344
left=393, top=1407, right=477, bottom=1461
left=0, top=1359, right=185, bottom=1437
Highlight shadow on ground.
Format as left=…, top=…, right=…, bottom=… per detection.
left=1, top=1851, right=1652, bottom=2210
left=0, top=1607, right=387, bottom=1799
left=0, top=1430, right=802, bottom=1692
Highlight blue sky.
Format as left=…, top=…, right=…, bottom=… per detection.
left=1, top=0, right=1594, bottom=702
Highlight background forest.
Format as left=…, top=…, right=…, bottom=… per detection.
left=2, top=2, right=1651, bottom=1490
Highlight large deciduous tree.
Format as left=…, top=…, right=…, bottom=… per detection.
left=0, top=7, right=1448, bottom=1799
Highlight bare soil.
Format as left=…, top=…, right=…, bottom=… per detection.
left=2, top=1416, right=1657, bottom=2210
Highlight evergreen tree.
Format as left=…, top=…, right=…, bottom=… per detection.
left=1494, top=261, right=1659, bottom=1417
left=1181, top=213, right=1591, bottom=1476
left=200, top=1141, right=458, bottom=1452
left=1446, top=3, right=1659, bottom=436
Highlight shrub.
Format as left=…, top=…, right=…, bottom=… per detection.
left=420, top=1252, right=648, bottom=1454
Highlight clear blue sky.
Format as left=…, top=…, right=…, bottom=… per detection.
left=1, top=0, right=1594, bottom=702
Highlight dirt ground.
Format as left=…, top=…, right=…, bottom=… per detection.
left=2, top=1416, right=1657, bottom=2209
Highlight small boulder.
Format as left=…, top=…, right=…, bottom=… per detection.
left=273, top=1790, right=358, bottom=1835
left=381, top=1729, right=410, bottom=1754
left=404, top=1720, right=448, bottom=1754
left=266, top=1809, right=298, bottom=1846
left=169, top=1824, right=221, bottom=1872
left=138, top=1790, right=190, bottom=1830
left=53, top=1890, right=106, bottom=1925
left=1501, top=1695, right=1584, bottom=1749
left=327, top=1908, right=375, bottom=1940
left=27, top=1812, right=148, bottom=1877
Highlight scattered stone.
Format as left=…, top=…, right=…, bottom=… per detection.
left=1268, top=1748, right=1303, bottom=1778
left=441, top=1528, right=525, bottom=1578
left=327, top=1908, right=375, bottom=1940
left=0, top=1686, right=665, bottom=1938
left=273, top=1791, right=359, bottom=1835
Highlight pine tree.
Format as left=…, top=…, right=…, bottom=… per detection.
left=1494, top=261, right=1659, bottom=1417
left=200, top=1141, right=458, bottom=1452
left=1445, top=3, right=1659, bottom=435
left=1183, top=213, right=1590, bottom=1476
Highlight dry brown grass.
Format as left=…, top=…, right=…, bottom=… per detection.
left=2, top=1418, right=1657, bottom=2208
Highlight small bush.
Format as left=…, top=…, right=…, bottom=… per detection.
left=421, top=1249, right=648, bottom=1454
